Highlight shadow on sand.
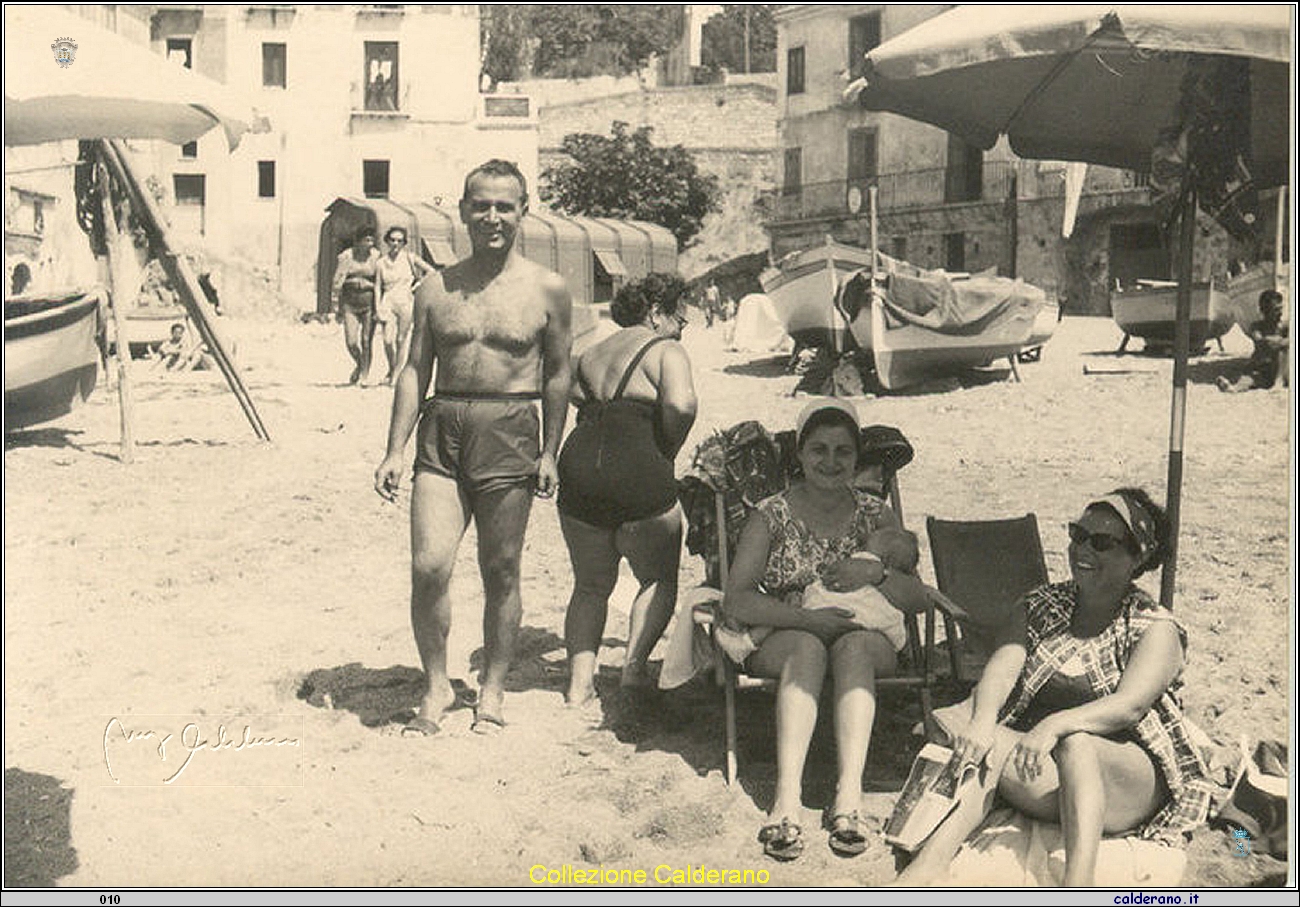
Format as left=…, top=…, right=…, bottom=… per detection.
left=721, top=355, right=792, bottom=379
left=586, top=659, right=965, bottom=810
left=3, top=768, right=78, bottom=887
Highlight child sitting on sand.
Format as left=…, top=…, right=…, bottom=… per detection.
left=715, top=526, right=920, bottom=662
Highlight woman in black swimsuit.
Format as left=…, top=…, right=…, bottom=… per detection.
left=558, top=274, right=698, bottom=710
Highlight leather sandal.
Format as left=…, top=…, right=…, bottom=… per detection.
left=758, top=817, right=804, bottom=861
left=828, top=811, right=868, bottom=857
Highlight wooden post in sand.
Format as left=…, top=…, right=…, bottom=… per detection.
left=94, top=155, right=137, bottom=464
left=1275, top=186, right=1287, bottom=295
left=825, top=234, right=841, bottom=356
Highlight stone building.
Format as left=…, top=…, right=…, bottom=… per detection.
left=139, top=4, right=538, bottom=306
left=767, top=4, right=1279, bottom=315
left=535, top=75, right=779, bottom=203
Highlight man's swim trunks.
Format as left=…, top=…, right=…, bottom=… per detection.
left=414, top=393, right=540, bottom=494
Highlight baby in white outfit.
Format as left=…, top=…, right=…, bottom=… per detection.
left=799, top=526, right=918, bottom=651
left=716, top=526, right=920, bottom=661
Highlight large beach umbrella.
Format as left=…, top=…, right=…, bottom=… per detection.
left=849, top=4, right=1293, bottom=608
left=3, top=5, right=270, bottom=452
left=4, top=5, right=260, bottom=150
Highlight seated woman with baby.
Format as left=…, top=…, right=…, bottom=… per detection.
left=722, top=398, right=931, bottom=861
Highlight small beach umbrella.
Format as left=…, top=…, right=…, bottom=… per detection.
left=4, top=5, right=262, bottom=150
left=848, top=4, right=1293, bottom=608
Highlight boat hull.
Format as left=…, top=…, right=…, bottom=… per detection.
left=760, top=243, right=874, bottom=350
left=107, top=305, right=188, bottom=357
left=1025, top=301, right=1061, bottom=349
left=5, top=291, right=102, bottom=431
left=1111, top=283, right=1234, bottom=350
left=869, top=292, right=1036, bottom=391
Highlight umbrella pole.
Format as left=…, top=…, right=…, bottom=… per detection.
left=1160, top=187, right=1196, bottom=610
left=94, top=155, right=137, bottom=464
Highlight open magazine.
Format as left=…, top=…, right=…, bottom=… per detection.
left=884, top=742, right=981, bottom=851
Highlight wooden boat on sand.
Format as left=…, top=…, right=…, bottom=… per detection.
left=837, top=255, right=1049, bottom=391
left=1111, top=280, right=1235, bottom=353
left=759, top=240, right=872, bottom=351
left=5, top=288, right=104, bottom=432
left=865, top=282, right=1042, bottom=391
left=104, top=304, right=188, bottom=358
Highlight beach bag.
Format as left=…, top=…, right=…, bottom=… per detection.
left=1214, top=738, right=1288, bottom=859
left=679, top=421, right=786, bottom=587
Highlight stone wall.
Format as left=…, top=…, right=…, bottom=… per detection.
left=537, top=78, right=780, bottom=275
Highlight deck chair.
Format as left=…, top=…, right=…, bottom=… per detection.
left=679, top=421, right=951, bottom=786
left=925, top=514, right=1049, bottom=686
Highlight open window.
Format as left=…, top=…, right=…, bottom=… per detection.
left=364, top=42, right=399, bottom=111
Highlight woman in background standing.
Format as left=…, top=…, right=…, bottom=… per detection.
left=375, top=225, right=434, bottom=386
left=331, top=227, right=381, bottom=385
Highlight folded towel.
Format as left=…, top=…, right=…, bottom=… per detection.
left=937, top=808, right=1186, bottom=887
left=658, top=587, right=721, bottom=690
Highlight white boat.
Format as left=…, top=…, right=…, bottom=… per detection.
left=1226, top=261, right=1289, bottom=328
left=759, top=240, right=873, bottom=350
left=837, top=254, right=1047, bottom=390
left=104, top=304, right=188, bottom=358
left=1017, top=299, right=1062, bottom=361
left=1111, top=281, right=1235, bottom=353
left=5, top=289, right=103, bottom=432
left=867, top=283, right=1040, bottom=391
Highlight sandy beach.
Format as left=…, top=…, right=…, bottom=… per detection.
left=3, top=311, right=1292, bottom=889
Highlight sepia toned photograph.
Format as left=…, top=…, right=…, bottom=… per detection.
left=4, top=3, right=1294, bottom=898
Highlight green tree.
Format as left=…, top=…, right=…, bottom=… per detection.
left=541, top=122, right=719, bottom=250
left=700, top=5, right=777, bottom=74
left=481, top=5, right=683, bottom=83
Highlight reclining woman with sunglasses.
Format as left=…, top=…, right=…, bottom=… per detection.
left=897, top=488, right=1215, bottom=887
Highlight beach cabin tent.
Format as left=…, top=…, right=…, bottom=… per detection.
left=729, top=293, right=792, bottom=353
left=316, top=199, right=677, bottom=314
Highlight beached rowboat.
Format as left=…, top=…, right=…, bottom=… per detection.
left=759, top=240, right=873, bottom=351
left=102, top=305, right=188, bottom=358
left=5, top=289, right=103, bottom=432
left=1111, top=281, right=1235, bottom=353
left=866, top=283, right=1040, bottom=391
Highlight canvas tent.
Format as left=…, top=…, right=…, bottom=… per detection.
left=729, top=293, right=791, bottom=353
left=316, top=200, right=677, bottom=314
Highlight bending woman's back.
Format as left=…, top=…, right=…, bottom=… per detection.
left=558, top=274, right=697, bottom=706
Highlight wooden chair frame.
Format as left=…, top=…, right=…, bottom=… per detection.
left=925, top=513, right=1049, bottom=686
left=691, top=458, right=950, bottom=786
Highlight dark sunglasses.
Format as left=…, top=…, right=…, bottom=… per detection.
left=1067, top=522, right=1132, bottom=553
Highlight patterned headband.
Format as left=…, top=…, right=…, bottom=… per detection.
left=1094, top=492, right=1158, bottom=563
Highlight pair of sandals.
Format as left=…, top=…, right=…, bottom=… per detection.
left=758, top=811, right=867, bottom=861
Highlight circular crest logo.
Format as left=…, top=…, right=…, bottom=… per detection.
left=51, top=37, right=78, bottom=69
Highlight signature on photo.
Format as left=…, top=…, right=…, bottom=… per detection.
left=103, top=717, right=300, bottom=785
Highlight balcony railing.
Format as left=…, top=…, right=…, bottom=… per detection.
left=350, top=81, right=411, bottom=116
left=770, top=161, right=1149, bottom=222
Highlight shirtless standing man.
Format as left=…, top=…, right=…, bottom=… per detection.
left=374, top=160, right=572, bottom=736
